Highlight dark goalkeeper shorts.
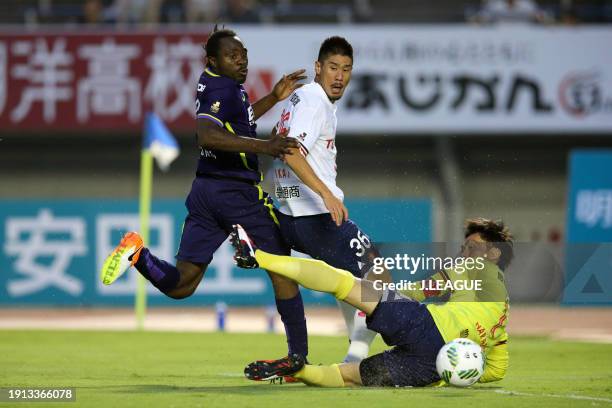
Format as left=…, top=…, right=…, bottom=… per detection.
left=361, top=289, right=445, bottom=387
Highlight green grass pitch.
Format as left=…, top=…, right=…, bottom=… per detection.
left=1, top=330, right=611, bottom=407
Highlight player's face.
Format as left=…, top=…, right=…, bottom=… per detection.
left=461, top=233, right=501, bottom=264
left=315, top=54, right=353, bottom=102
left=212, top=36, right=249, bottom=84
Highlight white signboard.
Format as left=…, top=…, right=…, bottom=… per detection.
left=238, top=25, right=612, bottom=134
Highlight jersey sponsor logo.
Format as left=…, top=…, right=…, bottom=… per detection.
left=296, top=132, right=306, bottom=141
left=276, top=185, right=300, bottom=199
left=324, top=139, right=335, bottom=150
left=277, top=109, right=290, bottom=133
left=197, top=83, right=206, bottom=92
left=200, top=148, right=217, bottom=159
left=211, top=101, right=221, bottom=113
left=290, top=93, right=300, bottom=106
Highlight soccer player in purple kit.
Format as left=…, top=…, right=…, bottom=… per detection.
left=100, top=27, right=311, bottom=360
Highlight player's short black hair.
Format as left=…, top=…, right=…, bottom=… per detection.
left=317, top=36, right=353, bottom=63
left=465, top=218, right=514, bottom=271
left=204, top=25, right=237, bottom=63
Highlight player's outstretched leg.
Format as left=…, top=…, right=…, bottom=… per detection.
left=231, top=224, right=383, bottom=316
left=294, top=363, right=350, bottom=387
left=341, top=306, right=375, bottom=363
left=101, top=231, right=200, bottom=298
left=242, top=353, right=354, bottom=387
left=243, top=353, right=355, bottom=387
left=231, top=224, right=355, bottom=300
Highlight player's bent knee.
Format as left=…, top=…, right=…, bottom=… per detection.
left=166, top=278, right=200, bottom=299
left=166, top=286, right=193, bottom=300
left=166, top=262, right=206, bottom=299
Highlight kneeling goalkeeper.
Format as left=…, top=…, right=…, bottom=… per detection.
left=231, top=218, right=513, bottom=387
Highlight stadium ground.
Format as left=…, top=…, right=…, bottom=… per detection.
left=1, top=306, right=612, bottom=342
left=1, top=330, right=611, bottom=407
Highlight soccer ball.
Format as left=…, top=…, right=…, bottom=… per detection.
left=436, top=338, right=485, bottom=387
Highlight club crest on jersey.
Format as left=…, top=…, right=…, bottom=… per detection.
left=211, top=101, right=221, bottom=113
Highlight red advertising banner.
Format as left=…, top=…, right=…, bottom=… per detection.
left=0, top=31, right=275, bottom=133
left=2, top=27, right=610, bottom=134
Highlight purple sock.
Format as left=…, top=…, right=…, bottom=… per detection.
left=276, top=292, right=308, bottom=357
left=134, top=248, right=180, bottom=294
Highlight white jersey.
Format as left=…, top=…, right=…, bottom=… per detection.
left=273, top=82, right=344, bottom=217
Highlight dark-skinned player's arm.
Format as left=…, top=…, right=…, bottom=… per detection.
left=283, top=145, right=348, bottom=226
left=251, top=69, right=307, bottom=121
left=197, top=119, right=298, bottom=158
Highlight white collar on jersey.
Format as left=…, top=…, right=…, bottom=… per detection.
left=311, top=81, right=338, bottom=112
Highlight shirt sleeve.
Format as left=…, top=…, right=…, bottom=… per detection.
left=479, top=335, right=509, bottom=383
left=196, top=82, right=236, bottom=128
left=286, top=102, right=324, bottom=155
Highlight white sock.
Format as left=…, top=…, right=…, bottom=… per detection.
left=337, top=300, right=355, bottom=336
left=339, top=304, right=377, bottom=363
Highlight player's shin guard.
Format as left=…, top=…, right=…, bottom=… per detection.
left=255, top=250, right=355, bottom=300
left=134, top=248, right=181, bottom=294
left=294, top=364, right=346, bottom=388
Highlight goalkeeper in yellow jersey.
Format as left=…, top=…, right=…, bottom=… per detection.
left=230, top=218, right=513, bottom=387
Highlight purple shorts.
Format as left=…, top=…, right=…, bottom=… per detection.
left=176, top=176, right=288, bottom=264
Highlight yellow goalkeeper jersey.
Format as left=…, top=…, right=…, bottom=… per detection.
left=401, top=259, right=509, bottom=383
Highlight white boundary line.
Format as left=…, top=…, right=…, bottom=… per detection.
left=495, top=389, right=612, bottom=404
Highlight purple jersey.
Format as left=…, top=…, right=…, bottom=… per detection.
left=195, top=68, right=260, bottom=182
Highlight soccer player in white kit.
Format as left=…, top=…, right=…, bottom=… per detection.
left=249, top=38, right=385, bottom=376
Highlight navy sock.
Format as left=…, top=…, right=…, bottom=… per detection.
left=134, top=248, right=180, bottom=294
left=276, top=292, right=308, bottom=357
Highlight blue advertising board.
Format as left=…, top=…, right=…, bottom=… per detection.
left=0, top=198, right=431, bottom=306
left=564, top=150, right=612, bottom=305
